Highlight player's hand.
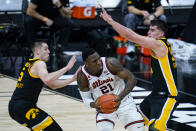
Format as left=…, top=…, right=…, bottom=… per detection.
left=113, top=94, right=121, bottom=109
left=141, top=10, right=150, bottom=18
left=91, top=101, right=102, bottom=112
left=72, top=66, right=82, bottom=80
left=45, top=18, right=53, bottom=26
left=99, top=4, right=113, bottom=24
left=66, top=55, right=77, bottom=71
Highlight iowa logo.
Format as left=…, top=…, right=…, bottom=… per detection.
left=26, top=108, right=40, bottom=120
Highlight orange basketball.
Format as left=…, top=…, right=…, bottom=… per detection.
left=96, top=94, right=118, bottom=114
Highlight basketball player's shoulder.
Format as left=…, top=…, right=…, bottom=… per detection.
left=107, top=57, right=122, bottom=68
left=106, top=57, right=123, bottom=74
left=107, top=57, right=120, bottom=66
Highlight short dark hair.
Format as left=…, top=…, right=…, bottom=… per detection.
left=31, top=41, right=45, bottom=52
left=150, top=20, right=168, bottom=35
left=82, top=48, right=96, bottom=61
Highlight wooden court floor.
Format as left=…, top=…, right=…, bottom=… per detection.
left=0, top=74, right=126, bottom=131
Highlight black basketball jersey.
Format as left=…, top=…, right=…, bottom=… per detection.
left=151, top=38, right=178, bottom=96
left=11, top=58, right=43, bottom=104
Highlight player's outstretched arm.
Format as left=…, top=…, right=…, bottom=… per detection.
left=99, top=5, right=160, bottom=51
left=35, top=55, right=79, bottom=89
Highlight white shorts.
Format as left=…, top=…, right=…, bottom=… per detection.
left=96, top=94, right=144, bottom=129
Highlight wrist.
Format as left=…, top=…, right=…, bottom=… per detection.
left=42, top=17, right=47, bottom=22
left=140, top=10, right=144, bottom=15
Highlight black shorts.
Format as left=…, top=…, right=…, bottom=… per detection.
left=8, top=100, right=60, bottom=130
left=138, top=93, right=178, bottom=130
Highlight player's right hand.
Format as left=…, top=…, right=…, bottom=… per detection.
left=66, top=55, right=77, bottom=70
left=45, top=18, right=53, bottom=26
left=113, top=94, right=121, bottom=109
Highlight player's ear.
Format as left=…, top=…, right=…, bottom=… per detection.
left=161, top=31, right=164, bottom=37
left=34, top=48, right=39, bottom=55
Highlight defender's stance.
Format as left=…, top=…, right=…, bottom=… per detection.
left=9, top=41, right=80, bottom=130
left=77, top=48, right=144, bottom=131
left=100, top=5, right=178, bottom=131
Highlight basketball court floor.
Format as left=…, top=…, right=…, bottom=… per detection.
left=0, top=42, right=196, bottom=131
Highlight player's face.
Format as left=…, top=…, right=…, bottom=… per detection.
left=39, top=43, right=50, bottom=62
left=86, top=52, right=102, bottom=75
left=147, top=25, right=164, bottom=39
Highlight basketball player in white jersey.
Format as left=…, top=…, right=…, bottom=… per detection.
left=77, top=48, right=144, bottom=131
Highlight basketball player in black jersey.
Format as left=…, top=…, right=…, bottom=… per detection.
left=9, top=41, right=81, bottom=130
left=100, top=5, right=178, bottom=131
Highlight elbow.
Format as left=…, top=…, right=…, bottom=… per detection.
left=44, top=80, right=58, bottom=90
left=26, top=8, right=33, bottom=16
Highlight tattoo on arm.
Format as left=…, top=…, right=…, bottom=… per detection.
left=107, top=57, right=137, bottom=100
left=107, top=57, right=124, bottom=74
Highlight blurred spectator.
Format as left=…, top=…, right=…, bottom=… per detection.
left=123, top=0, right=167, bottom=31
left=24, top=0, right=72, bottom=51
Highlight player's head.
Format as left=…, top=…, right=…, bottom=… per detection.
left=82, top=48, right=102, bottom=75
left=31, top=41, right=50, bottom=62
left=147, top=20, right=168, bottom=39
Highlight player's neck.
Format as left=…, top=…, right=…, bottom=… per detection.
left=85, top=67, right=101, bottom=77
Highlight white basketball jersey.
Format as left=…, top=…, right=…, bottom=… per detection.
left=81, top=57, right=125, bottom=100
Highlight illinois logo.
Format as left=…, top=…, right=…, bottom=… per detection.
left=26, top=108, right=40, bottom=120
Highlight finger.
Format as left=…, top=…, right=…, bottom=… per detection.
left=100, top=4, right=106, bottom=13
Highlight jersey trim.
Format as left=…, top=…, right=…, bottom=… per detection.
left=96, top=119, right=115, bottom=125
left=28, top=60, right=40, bottom=78
left=158, top=55, right=178, bottom=96
left=125, top=120, right=144, bottom=129
left=154, top=98, right=176, bottom=130
left=29, top=58, right=39, bottom=61
left=138, top=106, right=150, bottom=126
left=151, top=40, right=168, bottom=59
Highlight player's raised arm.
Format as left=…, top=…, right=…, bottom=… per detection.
left=99, top=5, right=163, bottom=52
